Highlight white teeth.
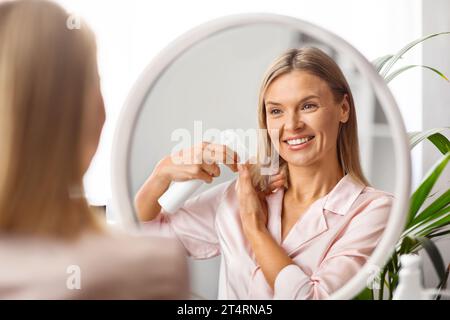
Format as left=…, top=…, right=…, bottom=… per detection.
left=286, top=136, right=312, bottom=145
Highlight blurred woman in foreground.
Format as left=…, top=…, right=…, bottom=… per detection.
left=0, top=0, right=187, bottom=299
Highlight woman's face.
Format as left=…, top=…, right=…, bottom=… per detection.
left=264, top=70, right=349, bottom=168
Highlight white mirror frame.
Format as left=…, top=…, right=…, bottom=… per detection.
left=111, top=13, right=411, bottom=300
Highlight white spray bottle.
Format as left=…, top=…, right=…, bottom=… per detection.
left=393, top=254, right=425, bottom=300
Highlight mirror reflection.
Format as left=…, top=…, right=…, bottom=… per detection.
left=129, top=23, right=396, bottom=299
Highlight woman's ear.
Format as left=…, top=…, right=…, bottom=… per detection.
left=340, top=94, right=350, bottom=123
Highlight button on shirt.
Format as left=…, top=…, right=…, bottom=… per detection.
left=143, top=174, right=393, bottom=299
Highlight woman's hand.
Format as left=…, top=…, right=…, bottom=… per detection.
left=236, top=163, right=285, bottom=238
left=236, top=164, right=294, bottom=289
left=135, top=142, right=239, bottom=221
left=153, top=142, right=239, bottom=185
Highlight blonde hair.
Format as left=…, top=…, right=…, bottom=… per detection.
left=0, top=0, right=103, bottom=239
left=253, top=47, right=369, bottom=190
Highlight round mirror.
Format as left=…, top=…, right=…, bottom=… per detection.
left=111, top=14, right=411, bottom=300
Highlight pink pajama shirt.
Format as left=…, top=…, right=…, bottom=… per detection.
left=143, top=174, right=393, bottom=299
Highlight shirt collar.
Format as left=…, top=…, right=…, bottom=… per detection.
left=322, top=174, right=365, bottom=216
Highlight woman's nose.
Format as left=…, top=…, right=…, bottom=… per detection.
left=284, top=112, right=304, bottom=131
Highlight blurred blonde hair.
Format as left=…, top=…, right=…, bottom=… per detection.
left=0, top=0, right=103, bottom=238
left=252, top=47, right=369, bottom=191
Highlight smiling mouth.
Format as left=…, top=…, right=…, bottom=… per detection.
left=283, top=136, right=315, bottom=146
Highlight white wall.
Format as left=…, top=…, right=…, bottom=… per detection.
left=420, top=0, right=450, bottom=290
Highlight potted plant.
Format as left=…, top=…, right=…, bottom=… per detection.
left=356, top=32, right=450, bottom=300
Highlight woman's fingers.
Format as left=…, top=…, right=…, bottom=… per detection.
left=169, top=142, right=240, bottom=183
left=187, top=165, right=214, bottom=183
left=265, top=172, right=286, bottom=195
left=201, top=163, right=220, bottom=177
left=265, top=179, right=285, bottom=195
left=222, top=145, right=239, bottom=172
left=237, top=164, right=269, bottom=230
left=173, top=164, right=216, bottom=183
left=268, top=172, right=285, bottom=183
left=221, top=145, right=239, bottom=173
left=203, top=143, right=239, bottom=172
left=237, top=163, right=255, bottom=195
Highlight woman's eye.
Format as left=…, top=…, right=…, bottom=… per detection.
left=302, top=104, right=318, bottom=111
left=269, top=109, right=282, bottom=115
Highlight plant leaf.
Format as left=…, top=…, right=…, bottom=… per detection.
left=380, top=32, right=450, bottom=78
left=399, top=235, right=417, bottom=254
left=428, top=228, right=450, bottom=239
left=407, top=152, right=450, bottom=225
left=385, top=65, right=449, bottom=83
left=418, top=215, right=450, bottom=238
left=378, top=266, right=388, bottom=300
left=409, top=128, right=450, bottom=152
left=429, top=133, right=450, bottom=154
left=353, top=287, right=374, bottom=300
left=372, top=54, right=394, bottom=73
left=408, top=190, right=450, bottom=229
left=415, top=236, right=446, bottom=282
left=409, top=205, right=450, bottom=236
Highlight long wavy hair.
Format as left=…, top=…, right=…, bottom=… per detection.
left=0, top=0, right=103, bottom=238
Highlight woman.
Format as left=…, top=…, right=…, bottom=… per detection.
left=0, top=0, right=187, bottom=299
left=136, top=47, right=393, bottom=299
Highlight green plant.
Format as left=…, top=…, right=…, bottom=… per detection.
left=356, top=32, right=450, bottom=300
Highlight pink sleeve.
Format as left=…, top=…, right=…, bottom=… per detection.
left=273, top=195, right=393, bottom=300
left=142, top=181, right=233, bottom=259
